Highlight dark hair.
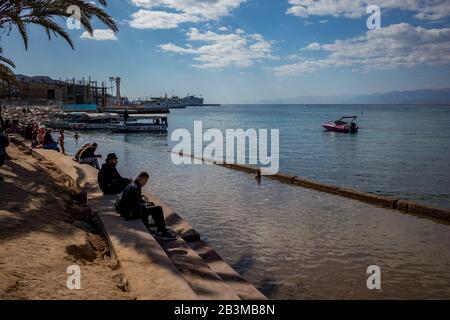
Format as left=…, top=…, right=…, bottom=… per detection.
left=92, top=143, right=98, bottom=147
left=138, top=171, right=149, bottom=179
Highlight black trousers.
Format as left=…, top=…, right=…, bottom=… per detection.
left=0, top=150, right=5, bottom=167
left=102, top=180, right=130, bottom=195
left=140, top=204, right=167, bottom=233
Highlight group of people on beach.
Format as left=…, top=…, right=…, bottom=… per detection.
left=1, top=108, right=175, bottom=241
left=0, top=115, right=72, bottom=155
left=72, top=142, right=176, bottom=241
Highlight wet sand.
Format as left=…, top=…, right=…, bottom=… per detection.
left=0, top=145, right=129, bottom=299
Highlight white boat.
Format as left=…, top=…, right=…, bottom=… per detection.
left=181, top=94, right=204, bottom=106
left=143, top=94, right=187, bottom=109
left=109, top=114, right=168, bottom=132
left=46, top=112, right=120, bottom=130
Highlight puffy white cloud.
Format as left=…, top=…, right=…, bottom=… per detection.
left=159, top=28, right=276, bottom=68
left=129, top=0, right=245, bottom=29
left=130, top=10, right=199, bottom=29
left=286, top=0, right=450, bottom=20
left=80, top=29, right=117, bottom=41
left=272, top=23, right=450, bottom=76
left=304, top=42, right=321, bottom=50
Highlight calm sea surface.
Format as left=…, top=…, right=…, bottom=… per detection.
left=65, top=105, right=450, bottom=299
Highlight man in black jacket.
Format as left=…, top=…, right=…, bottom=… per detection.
left=116, top=171, right=176, bottom=241
left=98, top=153, right=131, bottom=195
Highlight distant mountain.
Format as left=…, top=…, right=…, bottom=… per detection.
left=255, top=88, right=450, bottom=105
left=15, top=74, right=64, bottom=84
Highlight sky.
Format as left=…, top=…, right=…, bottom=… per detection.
left=2, top=0, right=450, bottom=103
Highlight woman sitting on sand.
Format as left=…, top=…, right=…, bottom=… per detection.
left=42, top=129, right=60, bottom=152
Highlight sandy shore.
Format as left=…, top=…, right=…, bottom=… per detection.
left=0, top=144, right=130, bottom=300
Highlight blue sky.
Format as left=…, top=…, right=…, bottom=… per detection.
left=3, top=0, right=450, bottom=103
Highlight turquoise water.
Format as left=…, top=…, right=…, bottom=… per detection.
left=64, top=105, right=450, bottom=299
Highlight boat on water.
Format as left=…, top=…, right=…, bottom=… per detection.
left=45, top=112, right=120, bottom=130
left=109, top=114, right=168, bottom=132
left=143, top=94, right=186, bottom=109
left=182, top=94, right=204, bottom=106
left=322, top=116, right=359, bottom=133
left=141, top=93, right=206, bottom=109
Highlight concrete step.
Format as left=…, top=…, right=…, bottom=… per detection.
left=159, top=235, right=240, bottom=300
left=190, top=240, right=267, bottom=300
left=91, top=196, right=198, bottom=300
left=145, top=194, right=266, bottom=300
left=145, top=193, right=200, bottom=242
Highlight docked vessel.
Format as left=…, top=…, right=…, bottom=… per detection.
left=143, top=94, right=186, bottom=109
left=45, top=112, right=120, bottom=130
left=141, top=94, right=206, bottom=109
left=109, top=114, right=168, bottom=132
left=182, top=94, right=204, bottom=106
left=322, top=116, right=359, bottom=133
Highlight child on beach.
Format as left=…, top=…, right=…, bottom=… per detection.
left=74, top=132, right=80, bottom=141
left=59, top=130, right=65, bottom=155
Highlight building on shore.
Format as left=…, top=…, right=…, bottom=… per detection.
left=0, top=74, right=128, bottom=108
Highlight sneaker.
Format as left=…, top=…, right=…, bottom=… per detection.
left=158, top=232, right=177, bottom=241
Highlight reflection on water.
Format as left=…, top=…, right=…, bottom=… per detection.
left=64, top=105, right=450, bottom=299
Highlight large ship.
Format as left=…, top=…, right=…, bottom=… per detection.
left=143, top=94, right=187, bottom=109
left=141, top=93, right=207, bottom=109
left=182, top=94, right=204, bottom=106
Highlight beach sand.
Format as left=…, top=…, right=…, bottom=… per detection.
left=0, top=144, right=130, bottom=300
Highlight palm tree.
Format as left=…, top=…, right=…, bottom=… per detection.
left=0, top=0, right=118, bottom=84
left=0, top=47, right=16, bottom=84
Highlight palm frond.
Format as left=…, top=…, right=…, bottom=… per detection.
left=0, top=63, right=17, bottom=84
left=0, top=0, right=118, bottom=50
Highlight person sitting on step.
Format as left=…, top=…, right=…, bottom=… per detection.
left=115, top=171, right=176, bottom=241
left=79, top=143, right=102, bottom=169
left=98, top=153, right=131, bottom=195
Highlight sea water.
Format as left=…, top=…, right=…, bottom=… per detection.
left=64, top=104, right=450, bottom=299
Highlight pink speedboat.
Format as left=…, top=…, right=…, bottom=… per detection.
left=322, top=116, right=359, bottom=133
